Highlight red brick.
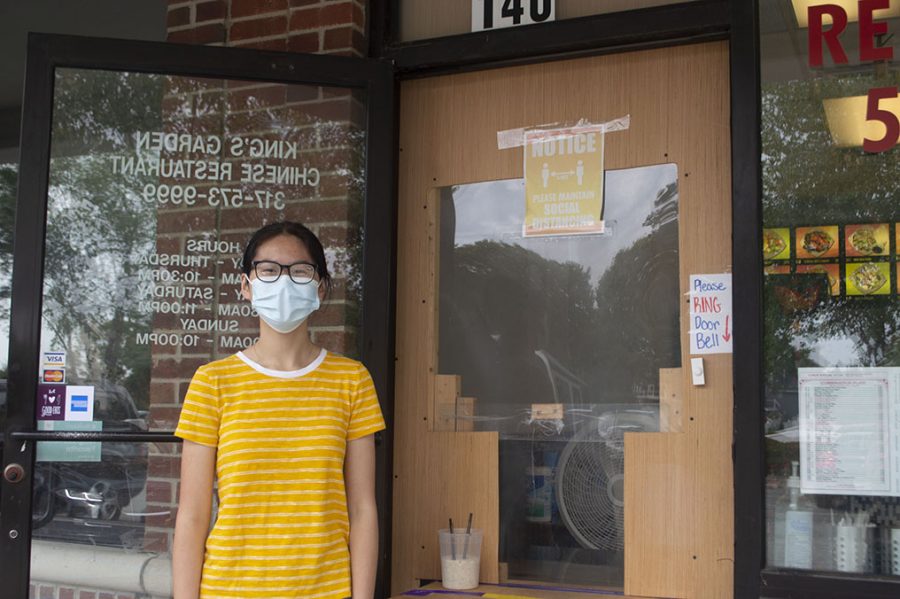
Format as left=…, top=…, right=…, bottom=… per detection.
left=303, top=198, right=352, bottom=222
left=60, top=590, right=75, bottom=599
left=312, top=329, right=356, bottom=354
left=196, top=0, right=227, bottom=22
left=323, top=26, right=353, bottom=50
left=156, top=208, right=216, bottom=234
left=150, top=381, right=178, bottom=405
left=322, top=26, right=364, bottom=53
left=151, top=406, right=184, bottom=429
left=168, top=23, right=226, bottom=45
left=79, top=593, right=97, bottom=599
left=352, top=2, right=364, bottom=28
left=234, top=37, right=289, bottom=51
left=290, top=0, right=320, bottom=6
left=290, top=2, right=354, bottom=31
left=144, top=504, right=178, bottom=527
left=287, top=31, right=320, bottom=53
left=146, top=480, right=173, bottom=503
left=143, top=531, right=170, bottom=552
left=227, top=84, right=287, bottom=111
left=167, top=6, right=191, bottom=28
left=317, top=224, right=354, bottom=247
left=149, top=455, right=182, bottom=478
left=307, top=301, right=347, bottom=327
left=39, top=586, right=54, bottom=599
left=232, top=0, right=288, bottom=18
left=286, top=83, right=320, bottom=102
left=230, top=15, right=288, bottom=42
left=153, top=356, right=209, bottom=379
left=99, top=593, right=115, bottom=599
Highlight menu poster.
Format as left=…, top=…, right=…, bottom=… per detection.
left=796, top=263, right=840, bottom=296
left=845, top=261, right=890, bottom=297
left=764, top=263, right=791, bottom=276
left=845, top=223, right=889, bottom=259
left=763, top=227, right=791, bottom=262
left=796, top=226, right=839, bottom=261
left=798, top=367, right=899, bottom=497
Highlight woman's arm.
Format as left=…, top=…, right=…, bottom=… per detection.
left=345, top=434, right=379, bottom=599
left=172, top=440, right=217, bottom=599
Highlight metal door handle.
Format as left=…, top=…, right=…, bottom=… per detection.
left=3, top=463, right=25, bottom=483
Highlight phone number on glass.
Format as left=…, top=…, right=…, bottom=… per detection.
left=141, top=184, right=286, bottom=209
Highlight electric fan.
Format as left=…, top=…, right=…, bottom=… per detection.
left=554, top=409, right=657, bottom=550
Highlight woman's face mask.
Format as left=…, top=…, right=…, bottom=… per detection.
left=249, top=275, right=320, bottom=333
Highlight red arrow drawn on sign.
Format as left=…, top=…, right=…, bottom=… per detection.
left=722, top=316, right=731, bottom=342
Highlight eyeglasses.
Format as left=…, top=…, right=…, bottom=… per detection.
left=251, top=260, right=318, bottom=284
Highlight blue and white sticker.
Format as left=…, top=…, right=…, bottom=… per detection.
left=65, top=385, right=95, bottom=422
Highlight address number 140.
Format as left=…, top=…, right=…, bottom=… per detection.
left=472, top=0, right=555, bottom=31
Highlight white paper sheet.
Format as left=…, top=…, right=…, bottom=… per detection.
left=798, top=367, right=899, bottom=496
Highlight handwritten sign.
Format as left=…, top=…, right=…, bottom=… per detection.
left=689, top=273, right=733, bottom=355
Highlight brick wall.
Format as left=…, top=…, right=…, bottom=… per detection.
left=166, top=0, right=367, bottom=55
left=143, top=0, right=369, bottom=568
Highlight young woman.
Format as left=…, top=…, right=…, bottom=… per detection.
left=172, top=221, right=385, bottom=599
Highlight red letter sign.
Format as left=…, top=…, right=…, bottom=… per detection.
left=808, top=5, right=849, bottom=67
left=859, top=0, right=894, bottom=62
left=863, top=87, right=899, bottom=153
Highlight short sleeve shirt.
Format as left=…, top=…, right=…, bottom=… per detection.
left=175, top=349, right=386, bottom=599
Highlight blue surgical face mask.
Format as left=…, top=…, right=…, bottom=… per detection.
left=249, top=275, right=320, bottom=334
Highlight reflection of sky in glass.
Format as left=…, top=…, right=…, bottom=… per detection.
left=0, top=162, right=13, bottom=372
left=451, top=164, right=677, bottom=284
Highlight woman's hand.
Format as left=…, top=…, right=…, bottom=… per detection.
left=172, top=440, right=216, bottom=599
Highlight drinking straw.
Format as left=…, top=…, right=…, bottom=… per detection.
left=449, top=518, right=456, bottom=560
left=463, top=512, right=473, bottom=559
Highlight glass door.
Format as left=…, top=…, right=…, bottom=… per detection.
left=0, top=33, right=394, bottom=599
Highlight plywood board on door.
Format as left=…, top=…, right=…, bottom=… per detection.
left=394, top=41, right=732, bottom=598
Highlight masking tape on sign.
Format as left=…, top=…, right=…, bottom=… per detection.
left=497, top=114, right=630, bottom=150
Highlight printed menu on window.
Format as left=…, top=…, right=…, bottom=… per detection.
left=798, top=367, right=900, bottom=497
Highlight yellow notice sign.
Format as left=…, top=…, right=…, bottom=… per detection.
left=524, top=125, right=604, bottom=237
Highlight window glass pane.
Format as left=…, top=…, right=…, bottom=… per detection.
left=437, top=163, right=679, bottom=588
left=760, top=0, right=900, bottom=578
left=0, top=161, right=12, bottom=425
left=31, top=67, right=367, bottom=597
left=400, top=0, right=699, bottom=42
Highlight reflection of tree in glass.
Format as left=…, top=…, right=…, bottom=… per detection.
left=440, top=240, right=598, bottom=407
left=0, top=164, right=15, bottom=375
left=440, top=180, right=680, bottom=407
left=593, top=182, right=680, bottom=402
left=761, top=73, right=900, bottom=395
left=41, top=70, right=164, bottom=409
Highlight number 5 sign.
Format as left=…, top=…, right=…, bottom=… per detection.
left=472, top=0, right=555, bottom=31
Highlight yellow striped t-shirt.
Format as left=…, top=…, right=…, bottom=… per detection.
left=174, top=349, right=386, bottom=599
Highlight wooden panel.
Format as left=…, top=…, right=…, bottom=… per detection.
left=415, top=432, right=500, bottom=583
left=394, top=42, right=732, bottom=597
left=457, top=397, right=476, bottom=432
left=659, top=367, right=683, bottom=433
left=624, top=432, right=693, bottom=598
left=435, top=374, right=461, bottom=432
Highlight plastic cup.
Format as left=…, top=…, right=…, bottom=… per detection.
left=438, top=528, right=482, bottom=590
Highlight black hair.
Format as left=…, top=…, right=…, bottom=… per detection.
left=241, top=221, right=332, bottom=292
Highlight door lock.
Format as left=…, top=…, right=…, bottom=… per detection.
left=3, top=463, right=25, bottom=483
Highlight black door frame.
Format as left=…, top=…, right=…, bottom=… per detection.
left=0, top=32, right=396, bottom=599
left=367, top=0, right=900, bottom=597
